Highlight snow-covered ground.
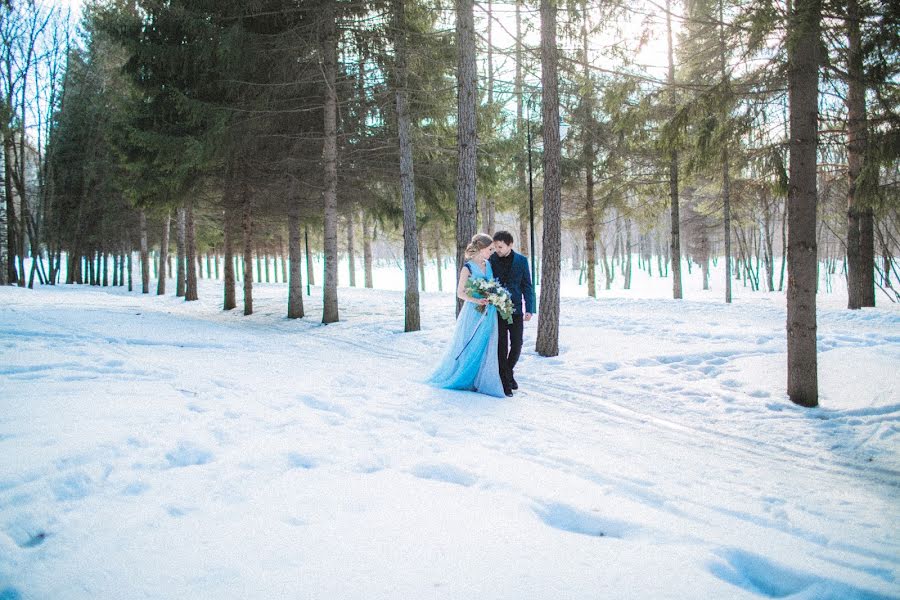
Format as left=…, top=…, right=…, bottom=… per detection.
left=1, top=260, right=898, bottom=599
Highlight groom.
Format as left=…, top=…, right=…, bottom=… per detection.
left=489, top=231, right=535, bottom=397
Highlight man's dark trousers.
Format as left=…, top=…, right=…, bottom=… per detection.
left=498, top=313, right=524, bottom=387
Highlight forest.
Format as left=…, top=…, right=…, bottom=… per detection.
left=1, top=0, right=898, bottom=407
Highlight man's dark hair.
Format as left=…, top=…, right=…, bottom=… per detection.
left=493, top=230, right=514, bottom=245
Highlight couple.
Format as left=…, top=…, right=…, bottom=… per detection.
left=428, top=231, right=536, bottom=398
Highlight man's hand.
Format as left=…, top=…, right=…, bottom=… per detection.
left=524, top=312, right=532, bottom=322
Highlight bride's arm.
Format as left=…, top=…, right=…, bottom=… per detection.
left=457, top=266, right=488, bottom=304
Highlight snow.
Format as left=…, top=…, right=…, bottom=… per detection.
left=1, top=260, right=898, bottom=599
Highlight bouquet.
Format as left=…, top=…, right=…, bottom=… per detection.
left=466, top=277, right=515, bottom=324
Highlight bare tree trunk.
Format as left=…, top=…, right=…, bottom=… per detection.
left=624, top=218, right=633, bottom=290
left=580, top=2, right=597, bottom=299
left=456, top=0, right=478, bottom=315
left=3, top=132, right=17, bottom=285
left=718, top=0, right=733, bottom=304
left=127, top=251, right=133, bottom=291
left=514, top=0, right=529, bottom=258
left=762, top=193, right=775, bottom=292
left=485, top=0, right=495, bottom=238
left=434, top=234, right=443, bottom=292
left=185, top=199, right=198, bottom=301
left=786, top=0, right=820, bottom=407
left=241, top=183, right=254, bottom=315
left=223, top=204, right=236, bottom=310
left=846, top=0, right=875, bottom=309
left=140, top=210, right=149, bottom=293
left=394, top=0, right=421, bottom=331
left=288, top=202, right=304, bottom=319
left=667, top=0, right=683, bottom=299
left=322, top=1, right=339, bottom=324
left=305, top=225, right=315, bottom=287
left=176, top=206, right=186, bottom=297
left=535, top=0, right=562, bottom=357
left=362, top=211, right=373, bottom=288
left=157, top=211, right=170, bottom=295
left=347, top=211, right=356, bottom=287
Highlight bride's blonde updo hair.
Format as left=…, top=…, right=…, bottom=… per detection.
left=464, top=233, right=494, bottom=260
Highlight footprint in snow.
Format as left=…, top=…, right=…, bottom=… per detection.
left=165, top=442, right=213, bottom=468
left=287, top=453, right=319, bottom=470
left=122, top=481, right=150, bottom=496
left=707, top=548, right=890, bottom=599
left=298, top=395, right=348, bottom=418
left=52, top=472, right=93, bottom=501
left=532, top=501, right=640, bottom=539
left=409, top=463, right=477, bottom=487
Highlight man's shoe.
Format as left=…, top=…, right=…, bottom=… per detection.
left=504, top=389, right=514, bottom=397
left=509, top=376, right=518, bottom=390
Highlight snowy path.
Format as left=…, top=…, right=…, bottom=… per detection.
left=1, top=281, right=898, bottom=599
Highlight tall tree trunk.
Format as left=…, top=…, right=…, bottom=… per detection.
left=223, top=204, right=236, bottom=310
left=362, top=211, right=373, bottom=288
left=281, top=240, right=287, bottom=285
left=395, top=0, right=421, bottom=331
left=667, top=0, right=683, bottom=299
left=723, top=153, right=733, bottom=303
left=305, top=225, right=315, bottom=287
left=127, top=251, right=133, bottom=291
left=347, top=211, right=356, bottom=287
left=580, top=2, right=597, bottom=299
left=600, top=236, right=613, bottom=289
left=157, top=211, right=170, bottom=295
left=483, top=0, right=496, bottom=235
left=288, top=202, right=305, bottom=319
left=321, top=1, right=340, bottom=324
left=624, top=219, right=633, bottom=290
left=3, top=132, right=17, bottom=285
left=241, top=182, right=254, bottom=315
left=140, top=210, right=149, bottom=293
left=718, top=0, right=732, bottom=304
left=786, top=0, right=820, bottom=407
left=434, top=234, right=443, bottom=292
left=185, top=199, right=198, bottom=301
left=535, top=0, right=562, bottom=357
left=176, top=206, right=186, bottom=297
left=846, top=0, right=875, bottom=308
left=515, top=0, right=529, bottom=258
left=456, top=0, right=478, bottom=315
left=763, top=194, right=775, bottom=292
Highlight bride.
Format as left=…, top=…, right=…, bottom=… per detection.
left=428, top=233, right=507, bottom=398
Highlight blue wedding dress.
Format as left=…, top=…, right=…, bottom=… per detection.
left=428, top=260, right=505, bottom=398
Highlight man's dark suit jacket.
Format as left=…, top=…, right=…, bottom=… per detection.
left=490, top=251, right=536, bottom=315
